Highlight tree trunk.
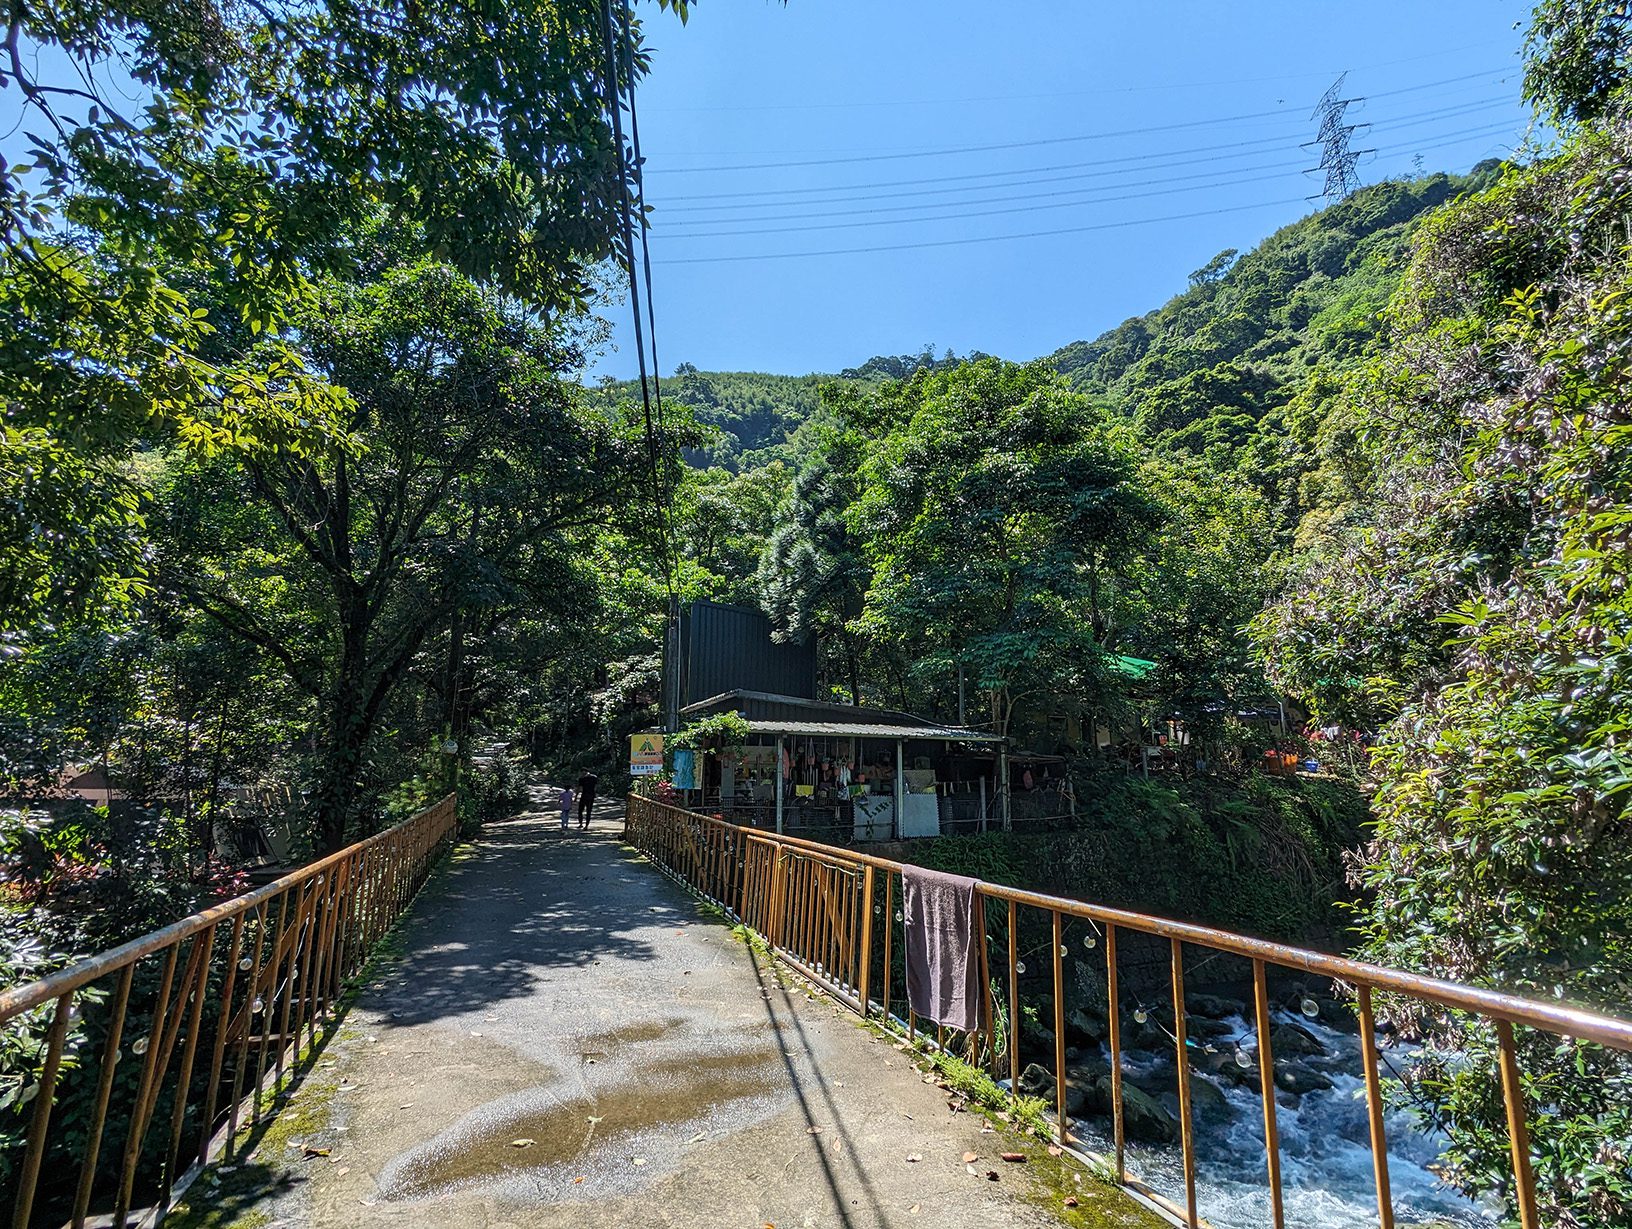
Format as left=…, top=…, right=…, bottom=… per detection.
left=311, top=689, right=370, bottom=853
left=311, top=593, right=372, bottom=852
left=202, top=705, right=228, bottom=860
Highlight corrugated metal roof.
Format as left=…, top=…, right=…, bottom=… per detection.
left=683, top=689, right=937, bottom=727
left=743, top=719, right=1003, bottom=743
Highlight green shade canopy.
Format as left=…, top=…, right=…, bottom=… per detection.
left=1110, top=655, right=1158, bottom=681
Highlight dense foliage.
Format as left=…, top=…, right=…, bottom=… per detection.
left=1255, top=118, right=1632, bottom=1225
left=0, top=0, right=689, bottom=983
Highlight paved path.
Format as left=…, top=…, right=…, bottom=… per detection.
left=173, top=793, right=1161, bottom=1229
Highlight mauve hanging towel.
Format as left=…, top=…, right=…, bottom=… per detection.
left=901, top=865, right=981, bottom=1033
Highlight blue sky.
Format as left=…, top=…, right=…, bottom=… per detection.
left=602, top=0, right=1538, bottom=378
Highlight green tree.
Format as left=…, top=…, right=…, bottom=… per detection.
left=160, top=256, right=645, bottom=849
left=759, top=409, right=872, bottom=703
left=846, top=360, right=1160, bottom=737
left=1523, top=0, right=1632, bottom=125
left=0, top=0, right=684, bottom=633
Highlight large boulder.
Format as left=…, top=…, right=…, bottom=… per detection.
left=1275, top=1060, right=1334, bottom=1096
left=1115, top=1080, right=1178, bottom=1143
left=1186, top=993, right=1247, bottom=1019
left=1017, top=1061, right=1055, bottom=1098
left=1182, top=1073, right=1233, bottom=1125
left=1270, top=1021, right=1328, bottom=1058
left=1066, top=1008, right=1108, bottom=1046
left=1185, top=1016, right=1237, bottom=1042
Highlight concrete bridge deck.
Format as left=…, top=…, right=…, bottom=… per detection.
left=171, top=794, right=1161, bottom=1229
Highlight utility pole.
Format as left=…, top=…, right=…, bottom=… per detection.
left=1303, top=74, right=1374, bottom=202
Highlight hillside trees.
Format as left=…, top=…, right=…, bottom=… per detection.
left=1523, top=0, right=1632, bottom=124
left=1253, top=112, right=1632, bottom=1228
left=843, top=361, right=1160, bottom=737
left=0, top=0, right=680, bottom=633
left=159, top=255, right=649, bottom=850
left=759, top=445, right=872, bottom=704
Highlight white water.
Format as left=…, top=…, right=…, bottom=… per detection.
left=1066, top=1009, right=1498, bottom=1229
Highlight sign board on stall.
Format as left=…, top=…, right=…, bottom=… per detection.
left=671, top=749, right=696, bottom=791
left=629, top=732, right=664, bottom=776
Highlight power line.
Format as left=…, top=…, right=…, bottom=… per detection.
left=643, top=69, right=1516, bottom=171
left=658, top=107, right=1517, bottom=223
left=663, top=165, right=1309, bottom=240
left=653, top=198, right=1309, bottom=265
left=652, top=96, right=1518, bottom=204
left=619, top=0, right=680, bottom=593
left=657, top=119, right=1520, bottom=240
left=599, top=0, right=678, bottom=593
left=655, top=132, right=1328, bottom=204
left=649, top=123, right=1528, bottom=267
left=646, top=94, right=1514, bottom=181
left=651, top=48, right=1516, bottom=113
left=645, top=104, right=1314, bottom=174
left=662, top=157, right=1310, bottom=228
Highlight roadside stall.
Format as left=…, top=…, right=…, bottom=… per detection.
left=674, top=689, right=1004, bottom=841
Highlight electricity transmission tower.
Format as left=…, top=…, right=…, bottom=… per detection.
left=1304, top=73, right=1374, bottom=202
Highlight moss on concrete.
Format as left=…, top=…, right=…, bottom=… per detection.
left=1018, top=1144, right=1169, bottom=1229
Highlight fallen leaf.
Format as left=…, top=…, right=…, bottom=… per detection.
left=806, top=1126, right=823, bottom=1135
left=302, top=1146, right=330, bottom=1158
left=399, top=1103, right=415, bottom=1110
left=511, top=1139, right=536, bottom=1148
left=985, top=1170, right=1000, bottom=1181
left=1047, top=1144, right=1062, bottom=1157
left=573, top=1176, right=586, bottom=1184
left=965, top=1165, right=978, bottom=1176
left=830, top=1137, right=843, bottom=1154
left=905, top=1153, right=922, bottom=1163
left=1000, top=1152, right=1026, bottom=1163
left=909, top=1204, right=921, bottom=1215
left=962, top=1151, right=978, bottom=1164
left=1064, top=1196, right=1079, bottom=1208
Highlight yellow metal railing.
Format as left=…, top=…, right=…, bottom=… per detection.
left=625, top=793, right=1632, bottom=1229
left=0, top=795, right=458, bottom=1229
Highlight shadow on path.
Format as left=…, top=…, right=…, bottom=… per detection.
left=746, top=940, right=898, bottom=1228
left=376, top=793, right=672, bottom=1028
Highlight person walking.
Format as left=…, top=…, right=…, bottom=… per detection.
left=576, top=770, right=599, bottom=830
left=557, top=783, right=574, bottom=832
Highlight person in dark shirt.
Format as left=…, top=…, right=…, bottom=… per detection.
left=576, top=771, right=599, bottom=830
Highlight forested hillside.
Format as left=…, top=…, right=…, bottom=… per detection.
left=1047, top=169, right=1495, bottom=542
left=660, top=170, right=1495, bottom=541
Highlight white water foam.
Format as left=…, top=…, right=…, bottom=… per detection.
left=1067, top=1009, right=1498, bottom=1229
